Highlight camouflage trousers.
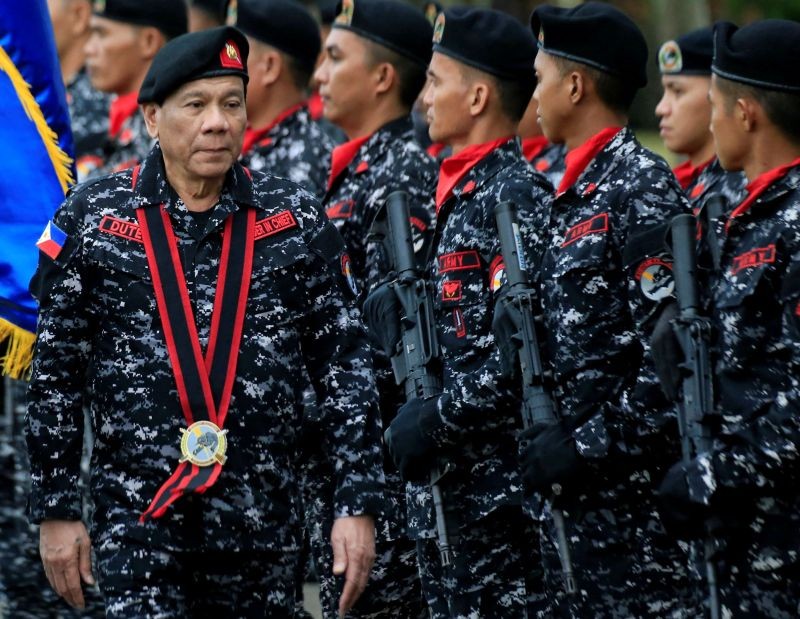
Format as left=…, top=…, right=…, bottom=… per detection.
left=0, top=378, right=105, bottom=619
left=416, top=506, right=548, bottom=618
left=96, top=539, right=299, bottom=618
left=538, top=469, right=700, bottom=619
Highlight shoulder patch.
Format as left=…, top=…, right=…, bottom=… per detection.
left=99, top=216, right=143, bottom=244
left=255, top=210, right=298, bottom=241
left=325, top=200, right=355, bottom=220
left=635, top=257, right=674, bottom=301
left=36, top=221, right=68, bottom=260
left=731, top=244, right=776, bottom=275
left=562, top=213, right=608, bottom=247
left=437, top=250, right=481, bottom=273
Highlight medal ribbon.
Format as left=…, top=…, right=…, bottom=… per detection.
left=136, top=200, right=255, bottom=522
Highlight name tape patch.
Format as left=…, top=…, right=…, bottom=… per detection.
left=561, top=213, right=609, bottom=248
left=100, top=216, right=143, bottom=243
left=438, top=250, right=480, bottom=273
left=731, top=244, right=775, bottom=275
left=255, top=210, right=298, bottom=240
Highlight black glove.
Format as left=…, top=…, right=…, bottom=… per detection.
left=656, top=459, right=710, bottom=539
left=363, top=280, right=402, bottom=356
left=384, top=396, right=444, bottom=482
left=491, top=290, right=523, bottom=380
left=519, top=421, right=583, bottom=495
left=649, top=301, right=681, bottom=401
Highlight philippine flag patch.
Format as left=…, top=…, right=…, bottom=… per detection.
left=36, top=220, right=68, bottom=260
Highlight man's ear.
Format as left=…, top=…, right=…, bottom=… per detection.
left=142, top=103, right=160, bottom=139
left=138, top=26, right=166, bottom=62
left=567, top=70, right=586, bottom=105
left=71, top=0, right=92, bottom=37
left=372, top=61, right=397, bottom=96
left=736, top=96, right=759, bottom=133
left=260, top=49, right=284, bottom=87
left=467, top=80, right=490, bottom=118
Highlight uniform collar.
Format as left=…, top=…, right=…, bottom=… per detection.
left=326, top=115, right=414, bottom=190
left=436, top=136, right=514, bottom=211
left=132, top=143, right=259, bottom=217
left=108, top=91, right=140, bottom=138
left=726, top=157, right=800, bottom=231
left=673, top=155, right=714, bottom=190
left=521, top=135, right=550, bottom=162
left=241, top=103, right=306, bottom=157
left=556, top=126, right=622, bottom=197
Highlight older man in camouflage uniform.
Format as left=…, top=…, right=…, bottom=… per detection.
left=304, top=1, right=436, bottom=616
left=235, top=0, right=335, bottom=200
left=368, top=8, right=552, bottom=618
left=81, top=0, right=186, bottom=180
left=26, top=26, right=383, bottom=618
left=517, top=3, right=699, bottom=616
left=658, top=20, right=800, bottom=618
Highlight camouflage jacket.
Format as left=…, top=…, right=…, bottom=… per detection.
left=539, top=127, right=689, bottom=476
left=80, top=98, right=152, bottom=182
left=323, top=115, right=437, bottom=293
left=407, top=138, right=552, bottom=537
left=66, top=67, right=110, bottom=162
left=26, top=144, right=384, bottom=553
left=686, top=163, right=800, bottom=571
left=522, top=137, right=565, bottom=190
left=240, top=104, right=336, bottom=200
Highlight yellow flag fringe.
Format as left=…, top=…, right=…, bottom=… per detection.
left=0, top=318, right=35, bottom=380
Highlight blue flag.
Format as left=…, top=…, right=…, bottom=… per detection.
left=0, top=1, right=75, bottom=377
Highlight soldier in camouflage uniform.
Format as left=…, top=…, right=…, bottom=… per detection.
left=81, top=0, right=186, bottom=180
left=306, top=1, right=436, bottom=616
left=657, top=20, right=800, bottom=618
left=518, top=94, right=565, bottom=190
left=235, top=0, right=335, bottom=200
left=517, top=4, right=699, bottom=616
left=48, top=0, right=110, bottom=177
left=26, top=26, right=383, bottom=618
left=367, top=8, right=551, bottom=617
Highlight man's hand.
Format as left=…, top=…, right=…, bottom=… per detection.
left=331, top=514, right=376, bottom=618
left=363, top=281, right=402, bottom=356
left=39, top=519, right=95, bottom=609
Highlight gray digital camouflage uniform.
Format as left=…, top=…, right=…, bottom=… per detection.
left=80, top=98, right=152, bottom=182
left=304, top=114, right=436, bottom=618
left=25, top=143, right=384, bottom=617
left=682, top=163, right=800, bottom=618
left=412, top=138, right=550, bottom=618
left=66, top=67, right=110, bottom=168
left=240, top=104, right=337, bottom=200
left=537, top=127, right=699, bottom=617
left=522, top=137, right=566, bottom=190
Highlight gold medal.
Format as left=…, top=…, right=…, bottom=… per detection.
left=179, top=421, right=228, bottom=467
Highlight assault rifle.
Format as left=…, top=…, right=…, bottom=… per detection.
left=375, top=191, right=457, bottom=569
left=670, top=212, right=721, bottom=619
left=494, top=202, right=577, bottom=597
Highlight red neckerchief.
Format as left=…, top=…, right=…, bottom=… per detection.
left=726, top=156, right=800, bottom=231
left=109, top=91, right=139, bottom=138
left=241, top=103, right=304, bottom=157
left=436, top=136, right=512, bottom=210
left=427, top=142, right=447, bottom=158
left=307, top=91, right=324, bottom=121
left=327, top=134, right=371, bottom=190
left=556, top=126, right=622, bottom=197
left=673, top=155, right=714, bottom=190
left=522, top=136, right=549, bottom=162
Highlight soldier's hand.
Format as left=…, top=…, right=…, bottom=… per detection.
left=491, top=289, right=524, bottom=380
left=39, top=519, right=95, bottom=609
left=649, top=301, right=681, bottom=401
left=331, top=514, right=376, bottom=617
left=519, top=421, right=583, bottom=495
left=363, top=280, right=402, bottom=356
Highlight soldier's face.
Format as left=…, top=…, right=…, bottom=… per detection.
left=144, top=76, right=247, bottom=183
left=533, top=51, right=570, bottom=145
left=48, top=0, right=89, bottom=57
left=85, top=16, right=146, bottom=94
left=655, top=75, right=712, bottom=158
left=422, top=53, right=473, bottom=147
left=314, top=29, right=374, bottom=131
left=709, top=75, right=746, bottom=172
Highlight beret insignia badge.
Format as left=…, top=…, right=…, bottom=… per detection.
left=335, top=0, right=354, bottom=26
left=220, top=40, right=243, bottom=69
left=226, top=0, right=238, bottom=26
left=658, top=40, right=683, bottom=73
left=433, top=13, right=445, bottom=44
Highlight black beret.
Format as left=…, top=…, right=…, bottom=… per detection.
left=712, top=20, right=800, bottom=94
left=318, top=0, right=338, bottom=26
left=190, top=0, right=229, bottom=22
left=432, top=7, right=536, bottom=83
left=423, top=2, right=443, bottom=27
left=91, top=0, right=188, bottom=41
left=138, top=26, right=249, bottom=104
left=236, top=0, right=320, bottom=74
left=658, top=27, right=713, bottom=75
left=332, top=0, right=432, bottom=67
left=530, top=1, right=648, bottom=88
